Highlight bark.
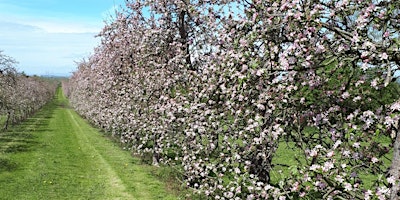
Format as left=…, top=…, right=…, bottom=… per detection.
left=152, top=154, right=159, bottom=167
left=178, top=10, right=193, bottom=70
left=3, top=111, right=10, bottom=130
left=390, top=131, right=400, bottom=200
left=152, top=132, right=160, bottom=167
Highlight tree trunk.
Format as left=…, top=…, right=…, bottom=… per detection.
left=179, top=10, right=193, bottom=70
left=152, top=149, right=160, bottom=167
left=3, top=111, right=11, bottom=130
left=152, top=132, right=160, bottom=166
left=390, top=131, right=400, bottom=200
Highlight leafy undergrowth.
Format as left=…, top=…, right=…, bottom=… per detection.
left=0, top=89, right=179, bottom=200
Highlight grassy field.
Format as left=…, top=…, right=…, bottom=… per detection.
left=0, top=89, right=178, bottom=200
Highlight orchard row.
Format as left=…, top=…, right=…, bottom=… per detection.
left=0, top=51, right=57, bottom=130
left=65, top=0, right=400, bottom=199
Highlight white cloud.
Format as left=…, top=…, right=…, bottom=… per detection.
left=0, top=11, right=102, bottom=34
left=0, top=4, right=106, bottom=76
left=0, top=20, right=100, bottom=76
left=0, top=0, right=134, bottom=76
left=28, top=21, right=101, bottom=34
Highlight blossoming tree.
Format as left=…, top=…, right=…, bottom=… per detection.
left=67, top=0, right=400, bottom=199
left=0, top=51, right=57, bottom=129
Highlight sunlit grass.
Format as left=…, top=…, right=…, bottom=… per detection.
left=0, top=88, right=179, bottom=200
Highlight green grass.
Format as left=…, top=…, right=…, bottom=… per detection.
left=0, top=88, right=178, bottom=200
left=0, top=115, right=6, bottom=130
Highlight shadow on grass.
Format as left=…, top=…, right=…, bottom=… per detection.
left=0, top=98, right=58, bottom=155
left=0, top=157, right=18, bottom=171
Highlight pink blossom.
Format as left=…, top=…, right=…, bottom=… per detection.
left=252, top=13, right=258, bottom=21
left=391, top=102, right=400, bottom=111
left=310, top=164, right=320, bottom=171
left=344, top=183, right=352, bottom=191
left=323, top=161, right=334, bottom=172
left=387, top=176, right=396, bottom=185
left=341, top=92, right=350, bottom=99
left=332, top=140, right=342, bottom=149
left=353, top=96, right=362, bottom=102
left=383, top=31, right=390, bottom=38
left=370, top=78, right=379, bottom=89
left=364, top=190, right=373, bottom=200
left=309, top=149, right=318, bottom=157
left=335, top=175, right=344, bottom=183
left=342, top=150, right=351, bottom=157
left=384, top=116, right=394, bottom=126
left=381, top=53, right=388, bottom=60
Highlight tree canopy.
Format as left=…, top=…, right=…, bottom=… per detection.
left=66, top=0, right=400, bottom=199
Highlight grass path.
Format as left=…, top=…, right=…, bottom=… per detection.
left=0, top=89, right=177, bottom=200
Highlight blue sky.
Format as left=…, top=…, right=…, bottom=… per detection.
left=0, top=0, right=126, bottom=76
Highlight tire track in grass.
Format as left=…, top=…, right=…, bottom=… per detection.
left=66, top=109, right=134, bottom=200
left=0, top=89, right=178, bottom=199
left=65, top=106, right=177, bottom=199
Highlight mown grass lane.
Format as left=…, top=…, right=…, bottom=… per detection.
left=0, top=89, right=177, bottom=200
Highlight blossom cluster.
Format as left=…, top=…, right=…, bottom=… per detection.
left=66, top=0, right=400, bottom=199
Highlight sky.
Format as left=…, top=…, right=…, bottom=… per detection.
left=0, top=0, right=127, bottom=76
